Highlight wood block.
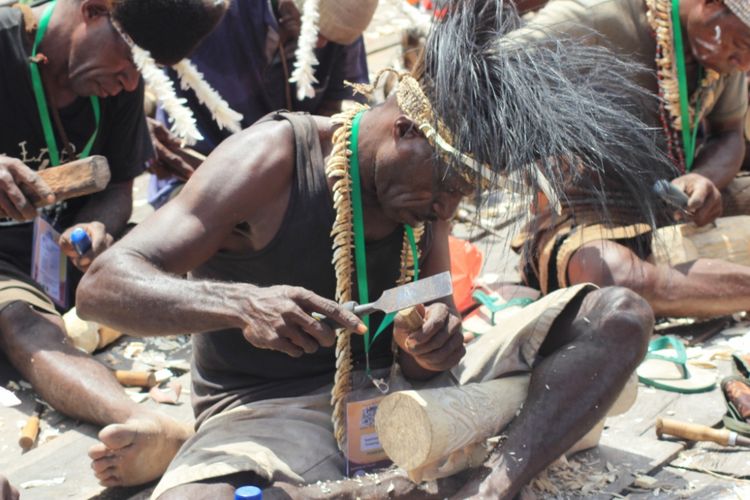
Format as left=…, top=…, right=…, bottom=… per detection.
left=33, top=155, right=110, bottom=207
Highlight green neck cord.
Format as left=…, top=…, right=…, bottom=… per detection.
left=30, top=0, right=100, bottom=166
left=671, top=0, right=702, bottom=171
left=348, top=111, right=419, bottom=362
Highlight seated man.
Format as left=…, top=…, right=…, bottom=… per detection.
left=146, top=0, right=373, bottom=208
left=0, top=0, right=227, bottom=487
left=509, top=0, right=750, bottom=317
left=77, top=1, right=663, bottom=497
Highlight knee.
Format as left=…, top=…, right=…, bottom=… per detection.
left=0, top=302, right=66, bottom=350
left=589, top=287, right=653, bottom=366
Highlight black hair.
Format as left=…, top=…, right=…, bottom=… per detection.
left=112, top=0, right=227, bottom=65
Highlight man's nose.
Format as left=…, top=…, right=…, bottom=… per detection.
left=119, top=64, right=140, bottom=93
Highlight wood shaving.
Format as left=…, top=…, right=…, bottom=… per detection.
left=528, top=454, right=617, bottom=498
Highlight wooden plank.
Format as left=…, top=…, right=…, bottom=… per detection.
left=4, top=372, right=194, bottom=500
left=671, top=441, right=750, bottom=478
left=626, top=466, right=750, bottom=499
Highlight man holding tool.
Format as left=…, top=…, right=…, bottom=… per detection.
left=78, top=0, right=665, bottom=496
left=0, top=0, right=227, bottom=486
left=508, top=0, right=750, bottom=318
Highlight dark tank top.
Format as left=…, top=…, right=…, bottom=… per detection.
left=190, top=112, right=432, bottom=423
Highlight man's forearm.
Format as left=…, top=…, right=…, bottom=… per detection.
left=73, top=180, right=133, bottom=237
left=77, top=249, right=247, bottom=337
left=693, top=129, right=744, bottom=190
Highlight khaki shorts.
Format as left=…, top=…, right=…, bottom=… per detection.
left=151, top=284, right=595, bottom=499
left=0, top=260, right=58, bottom=316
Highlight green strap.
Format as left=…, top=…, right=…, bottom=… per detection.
left=671, top=0, right=701, bottom=172
left=348, top=111, right=419, bottom=357
left=30, top=1, right=100, bottom=167
left=349, top=111, right=370, bottom=331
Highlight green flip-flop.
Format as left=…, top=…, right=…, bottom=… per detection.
left=637, top=335, right=717, bottom=394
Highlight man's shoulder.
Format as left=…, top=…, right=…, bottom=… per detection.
left=528, top=0, right=643, bottom=30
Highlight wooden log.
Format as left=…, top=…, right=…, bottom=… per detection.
left=374, top=375, right=530, bottom=472
left=32, top=156, right=110, bottom=207
left=651, top=216, right=750, bottom=267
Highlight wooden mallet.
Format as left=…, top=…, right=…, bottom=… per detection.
left=656, top=417, right=750, bottom=447
left=31, top=155, right=111, bottom=207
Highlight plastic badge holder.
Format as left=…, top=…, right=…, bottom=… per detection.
left=234, top=485, right=262, bottom=500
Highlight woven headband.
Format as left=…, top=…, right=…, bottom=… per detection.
left=725, top=0, right=750, bottom=29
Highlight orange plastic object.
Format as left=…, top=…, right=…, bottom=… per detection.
left=448, top=236, right=484, bottom=313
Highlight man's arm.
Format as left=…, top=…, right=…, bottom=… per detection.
left=693, top=118, right=745, bottom=188
left=77, top=120, right=363, bottom=355
left=671, top=117, right=745, bottom=226
left=394, top=220, right=465, bottom=380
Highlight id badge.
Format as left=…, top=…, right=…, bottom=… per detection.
left=345, top=396, right=391, bottom=477
left=31, top=217, right=68, bottom=309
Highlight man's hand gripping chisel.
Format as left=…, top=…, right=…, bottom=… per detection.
left=312, top=271, right=453, bottom=329
left=653, top=179, right=691, bottom=218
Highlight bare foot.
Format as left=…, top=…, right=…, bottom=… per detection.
left=88, top=411, right=193, bottom=487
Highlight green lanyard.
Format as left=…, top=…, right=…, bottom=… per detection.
left=30, top=1, right=100, bottom=167
left=349, top=111, right=419, bottom=362
left=671, top=0, right=702, bottom=172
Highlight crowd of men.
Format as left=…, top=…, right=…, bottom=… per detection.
left=1, top=0, right=750, bottom=498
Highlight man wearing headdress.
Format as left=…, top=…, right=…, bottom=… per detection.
left=0, top=0, right=227, bottom=487
left=145, top=0, right=374, bottom=208
left=76, top=1, right=671, bottom=497
left=508, top=0, right=750, bottom=318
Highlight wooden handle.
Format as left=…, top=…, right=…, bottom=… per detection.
left=18, top=415, right=40, bottom=449
left=33, top=156, right=111, bottom=207
left=656, top=417, right=730, bottom=445
left=114, top=370, right=156, bottom=388
left=396, top=305, right=425, bottom=332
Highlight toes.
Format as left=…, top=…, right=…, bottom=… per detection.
left=92, top=456, right=120, bottom=474
left=98, top=423, right=137, bottom=450
left=88, top=443, right=113, bottom=460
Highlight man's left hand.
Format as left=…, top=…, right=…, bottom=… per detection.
left=671, top=173, right=722, bottom=226
left=59, top=222, right=114, bottom=272
left=394, top=302, right=465, bottom=372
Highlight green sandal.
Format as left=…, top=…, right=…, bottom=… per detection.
left=637, top=336, right=717, bottom=394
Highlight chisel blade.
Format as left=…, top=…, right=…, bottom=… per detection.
left=366, top=271, right=453, bottom=315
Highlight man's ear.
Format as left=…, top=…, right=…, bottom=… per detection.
left=81, top=0, right=111, bottom=24
left=393, top=115, right=419, bottom=142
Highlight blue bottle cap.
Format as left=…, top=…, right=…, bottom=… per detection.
left=70, top=227, right=92, bottom=256
left=234, top=485, right=262, bottom=500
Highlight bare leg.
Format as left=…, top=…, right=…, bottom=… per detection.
left=457, top=286, right=653, bottom=499
left=568, top=239, right=750, bottom=317
left=0, top=301, right=191, bottom=486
